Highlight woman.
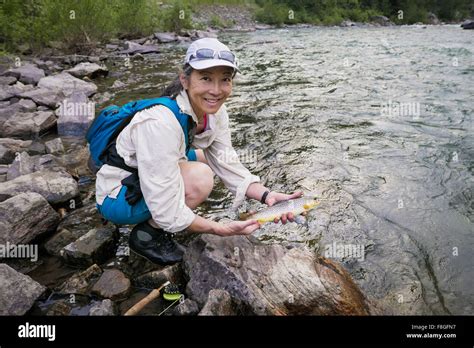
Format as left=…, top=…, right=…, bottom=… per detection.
left=95, top=38, right=302, bottom=265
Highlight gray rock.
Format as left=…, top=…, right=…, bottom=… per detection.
left=198, top=289, right=236, bottom=316
left=91, top=269, right=131, bottom=300
left=461, top=20, right=474, bottom=29
left=28, top=141, right=46, bottom=155
left=0, top=101, right=37, bottom=128
left=105, top=44, right=119, bottom=51
left=4, top=64, right=45, bottom=85
left=44, top=203, right=105, bottom=256
left=0, top=167, right=79, bottom=204
left=184, top=235, right=372, bottom=315
left=19, top=87, right=66, bottom=108
left=111, top=80, right=126, bottom=89
left=6, top=153, right=63, bottom=180
left=340, top=20, right=358, bottom=27
left=45, top=138, right=65, bottom=155
left=174, top=299, right=199, bottom=316
left=56, top=92, right=94, bottom=137
left=0, top=88, right=14, bottom=101
left=17, top=98, right=37, bottom=112
left=0, top=138, right=33, bottom=164
left=0, top=164, right=8, bottom=175
left=61, top=225, right=118, bottom=267
left=56, top=264, right=103, bottom=295
left=370, top=15, right=392, bottom=26
left=0, top=192, right=59, bottom=244
left=6, top=151, right=35, bottom=180
left=0, top=76, right=18, bottom=85
left=89, top=299, right=117, bottom=316
left=427, top=12, right=440, bottom=25
left=153, top=32, right=178, bottom=43
left=46, top=301, right=72, bottom=316
left=134, top=263, right=182, bottom=288
left=38, top=72, right=97, bottom=97
left=0, top=263, right=46, bottom=315
left=66, top=62, right=108, bottom=79
left=121, top=41, right=160, bottom=55
left=1, top=111, right=56, bottom=139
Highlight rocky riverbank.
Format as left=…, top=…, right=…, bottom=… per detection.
left=0, top=25, right=387, bottom=315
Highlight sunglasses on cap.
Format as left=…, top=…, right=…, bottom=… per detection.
left=189, top=48, right=237, bottom=65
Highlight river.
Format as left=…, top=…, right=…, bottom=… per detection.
left=94, top=25, right=473, bottom=315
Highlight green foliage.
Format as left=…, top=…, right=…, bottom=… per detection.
left=159, top=1, right=194, bottom=33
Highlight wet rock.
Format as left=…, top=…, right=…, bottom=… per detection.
left=0, top=167, right=79, bottom=205
left=0, top=138, right=33, bottom=164
left=121, top=41, right=160, bottom=55
left=6, top=152, right=64, bottom=180
left=370, top=15, right=392, bottom=26
left=3, top=64, right=45, bottom=85
left=0, top=263, right=46, bottom=315
left=45, top=203, right=105, bottom=255
left=174, top=299, right=199, bottom=316
left=56, top=264, right=103, bottom=295
left=61, top=225, right=118, bottom=267
left=340, top=20, right=358, bottom=27
left=0, top=192, right=60, bottom=244
left=91, top=269, right=131, bottom=300
left=89, top=299, right=117, bottom=316
left=198, top=289, right=236, bottom=316
left=19, top=87, right=66, bottom=108
left=0, top=76, right=18, bottom=85
left=38, top=72, right=97, bottom=97
left=1, top=111, right=56, bottom=139
left=111, top=80, right=126, bottom=89
left=461, top=20, right=474, bottom=29
left=46, top=301, right=72, bottom=316
left=154, top=32, right=178, bottom=43
left=134, top=264, right=182, bottom=288
left=183, top=235, right=372, bottom=315
left=66, top=62, right=109, bottom=79
left=56, top=92, right=94, bottom=137
left=45, top=138, right=65, bottom=155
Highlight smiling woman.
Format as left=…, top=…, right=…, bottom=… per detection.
left=94, top=37, right=303, bottom=265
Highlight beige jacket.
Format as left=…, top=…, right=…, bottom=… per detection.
left=95, top=89, right=260, bottom=233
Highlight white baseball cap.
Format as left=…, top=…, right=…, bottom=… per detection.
left=184, top=38, right=240, bottom=72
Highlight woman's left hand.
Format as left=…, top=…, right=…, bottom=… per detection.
left=265, top=191, right=304, bottom=224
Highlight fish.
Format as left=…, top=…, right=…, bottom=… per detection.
left=240, top=197, right=320, bottom=223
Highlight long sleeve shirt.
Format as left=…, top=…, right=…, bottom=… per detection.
left=95, top=89, right=260, bottom=233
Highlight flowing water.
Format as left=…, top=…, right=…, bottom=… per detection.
left=92, top=25, right=473, bottom=315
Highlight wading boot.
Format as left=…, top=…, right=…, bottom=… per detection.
left=129, top=221, right=184, bottom=265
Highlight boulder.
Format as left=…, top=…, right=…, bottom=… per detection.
left=89, top=299, right=117, bottom=316
left=0, top=192, right=60, bottom=244
left=45, top=203, right=105, bottom=256
left=174, top=299, right=200, bottom=316
left=19, top=87, right=66, bottom=108
left=121, top=41, right=160, bottom=55
left=38, top=72, right=97, bottom=97
left=0, top=263, right=46, bottom=315
left=66, top=62, right=108, bottom=79
left=111, top=80, right=126, bottom=89
left=1, top=111, right=56, bottom=139
left=60, top=225, right=118, bottom=267
left=0, top=167, right=79, bottom=205
left=91, top=269, right=131, bottom=300
left=0, top=138, right=33, bottom=164
left=198, top=289, right=236, bottom=316
left=153, top=32, right=178, bottom=43
left=183, top=235, right=372, bottom=315
left=56, top=264, right=103, bottom=295
left=3, top=64, right=45, bottom=85
left=370, top=15, right=392, bottom=26
left=0, top=76, right=18, bottom=85
left=6, top=152, right=64, bottom=181
left=461, top=20, right=474, bottom=29
left=45, top=138, right=65, bottom=155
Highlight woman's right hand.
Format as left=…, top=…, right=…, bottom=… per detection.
left=216, top=220, right=261, bottom=236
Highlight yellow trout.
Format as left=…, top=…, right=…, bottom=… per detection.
left=240, top=197, right=320, bottom=223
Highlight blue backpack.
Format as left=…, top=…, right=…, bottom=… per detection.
left=86, top=97, right=196, bottom=169
left=86, top=97, right=196, bottom=205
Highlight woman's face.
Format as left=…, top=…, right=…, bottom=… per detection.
left=180, top=66, right=234, bottom=118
